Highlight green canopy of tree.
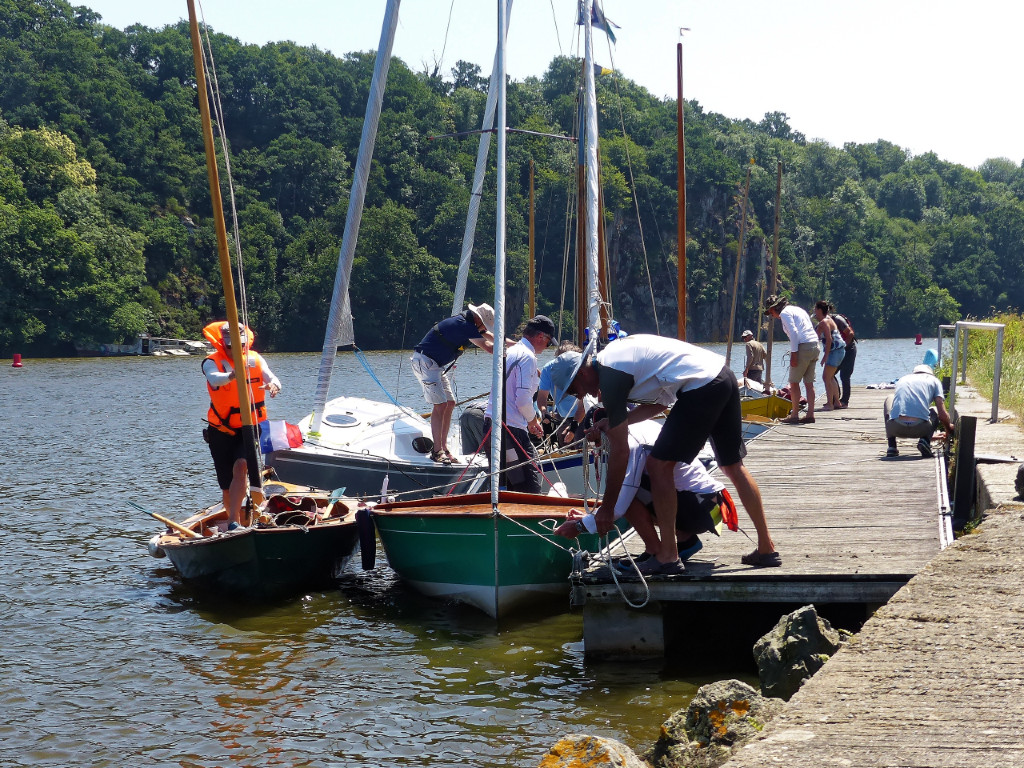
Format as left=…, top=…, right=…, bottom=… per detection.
left=2, top=0, right=1020, bottom=357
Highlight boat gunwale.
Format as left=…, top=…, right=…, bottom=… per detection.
left=372, top=491, right=599, bottom=518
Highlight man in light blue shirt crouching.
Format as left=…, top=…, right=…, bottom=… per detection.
left=884, top=364, right=954, bottom=457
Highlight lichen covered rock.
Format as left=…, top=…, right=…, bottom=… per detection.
left=643, top=679, right=783, bottom=768
left=537, top=734, right=649, bottom=768
left=753, top=604, right=843, bottom=700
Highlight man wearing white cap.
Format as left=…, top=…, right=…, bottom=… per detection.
left=411, top=303, right=505, bottom=464
left=741, top=329, right=766, bottom=384
left=884, top=363, right=954, bottom=457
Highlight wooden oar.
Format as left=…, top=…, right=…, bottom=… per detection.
left=128, top=501, right=203, bottom=539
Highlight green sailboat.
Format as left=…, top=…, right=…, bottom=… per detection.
left=370, top=0, right=613, bottom=619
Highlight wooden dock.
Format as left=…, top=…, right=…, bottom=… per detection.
left=718, top=386, right=1024, bottom=768
left=579, top=386, right=951, bottom=657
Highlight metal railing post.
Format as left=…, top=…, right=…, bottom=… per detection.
left=949, top=326, right=960, bottom=408
left=961, top=328, right=969, bottom=383
left=992, top=326, right=1004, bottom=423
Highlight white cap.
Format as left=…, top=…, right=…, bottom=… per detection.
left=913, top=364, right=934, bottom=375
left=467, top=303, right=495, bottom=333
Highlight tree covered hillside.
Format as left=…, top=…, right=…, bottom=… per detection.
left=1, top=0, right=1021, bottom=356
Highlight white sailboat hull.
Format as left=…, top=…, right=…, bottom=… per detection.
left=266, top=395, right=601, bottom=499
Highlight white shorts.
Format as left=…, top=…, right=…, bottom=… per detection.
left=411, top=351, right=454, bottom=405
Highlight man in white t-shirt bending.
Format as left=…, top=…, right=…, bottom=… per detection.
left=549, top=334, right=779, bottom=574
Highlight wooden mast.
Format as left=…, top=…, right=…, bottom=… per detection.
left=597, top=179, right=610, bottom=340
left=676, top=38, right=687, bottom=340
left=575, top=82, right=587, bottom=346
left=186, top=0, right=260, bottom=499
left=765, top=161, right=782, bottom=386
left=725, top=159, right=753, bottom=367
left=528, top=159, right=536, bottom=318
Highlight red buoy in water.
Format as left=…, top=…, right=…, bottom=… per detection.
left=12, top=353, right=22, bottom=368
left=914, top=333, right=923, bottom=345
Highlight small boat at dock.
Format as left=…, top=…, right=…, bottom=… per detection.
left=145, top=482, right=360, bottom=600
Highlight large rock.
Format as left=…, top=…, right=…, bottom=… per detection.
left=753, top=604, right=843, bottom=700
left=537, top=734, right=648, bottom=768
left=643, top=679, right=784, bottom=768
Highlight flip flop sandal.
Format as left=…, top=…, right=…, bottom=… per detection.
left=444, top=449, right=461, bottom=464
left=800, top=415, right=815, bottom=424
left=780, top=415, right=801, bottom=424
left=429, top=450, right=452, bottom=465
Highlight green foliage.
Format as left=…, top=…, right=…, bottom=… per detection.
left=1, top=0, right=1022, bottom=356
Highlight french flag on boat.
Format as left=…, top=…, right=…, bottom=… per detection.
left=259, top=420, right=304, bottom=454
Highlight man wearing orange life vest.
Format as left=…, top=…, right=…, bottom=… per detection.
left=201, top=321, right=282, bottom=528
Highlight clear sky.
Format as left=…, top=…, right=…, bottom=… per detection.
left=81, top=0, right=1023, bottom=170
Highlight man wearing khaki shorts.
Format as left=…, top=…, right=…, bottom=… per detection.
left=765, top=294, right=820, bottom=424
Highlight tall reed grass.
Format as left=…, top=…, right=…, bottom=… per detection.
left=962, top=312, right=1023, bottom=428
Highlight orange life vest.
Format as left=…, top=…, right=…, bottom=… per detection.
left=205, top=348, right=268, bottom=434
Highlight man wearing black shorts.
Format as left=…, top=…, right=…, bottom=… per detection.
left=552, top=334, right=780, bottom=574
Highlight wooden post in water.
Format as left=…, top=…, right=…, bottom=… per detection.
left=725, top=160, right=753, bottom=366
left=676, top=39, right=687, bottom=340
left=951, top=415, right=977, bottom=531
left=765, top=161, right=782, bottom=386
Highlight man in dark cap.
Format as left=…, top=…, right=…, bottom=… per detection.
left=482, top=314, right=556, bottom=493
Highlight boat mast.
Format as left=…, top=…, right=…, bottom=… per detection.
left=676, top=36, right=687, bottom=341
left=765, top=161, right=782, bottom=385
left=725, top=159, right=753, bottom=367
left=310, top=0, right=401, bottom=434
left=490, top=0, right=509, bottom=618
left=186, top=0, right=260, bottom=492
left=582, top=0, right=602, bottom=340
left=452, top=0, right=513, bottom=316
left=529, top=158, right=536, bottom=318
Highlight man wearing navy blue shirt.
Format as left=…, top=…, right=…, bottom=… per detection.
left=411, top=303, right=498, bottom=464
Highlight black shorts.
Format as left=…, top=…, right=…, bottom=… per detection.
left=206, top=425, right=262, bottom=490
left=642, top=490, right=720, bottom=536
left=650, top=365, right=745, bottom=467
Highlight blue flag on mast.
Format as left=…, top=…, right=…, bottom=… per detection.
left=578, top=2, right=619, bottom=44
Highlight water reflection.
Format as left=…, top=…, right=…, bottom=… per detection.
left=0, top=341, right=928, bottom=767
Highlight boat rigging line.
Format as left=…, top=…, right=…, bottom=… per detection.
left=428, top=127, right=577, bottom=142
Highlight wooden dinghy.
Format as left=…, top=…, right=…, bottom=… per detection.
left=147, top=482, right=360, bottom=600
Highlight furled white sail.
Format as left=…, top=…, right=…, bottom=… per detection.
left=310, top=0, right=401, bottom=434
left=452, top=0, right=514, bottom=317
left=582, top=0, right=602, bottom=337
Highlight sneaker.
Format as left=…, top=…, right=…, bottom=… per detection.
left=917, top=438, right=934, bottom=458
left=740, top=549, right=782, bottom=568
left=612, top=552, right=652, bottom=572
left=227, top=521, right=241, bottom=531
left=636, top=557, right=687, bottom=576
left=886, top=447, right=899, bottom=458
left=676, top=536, right=703, bottom=561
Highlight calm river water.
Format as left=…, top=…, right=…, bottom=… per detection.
left=0, top=338, right=930, bottom=767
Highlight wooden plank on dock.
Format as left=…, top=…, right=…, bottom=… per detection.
left=580, top=387, right=948, bottom=606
